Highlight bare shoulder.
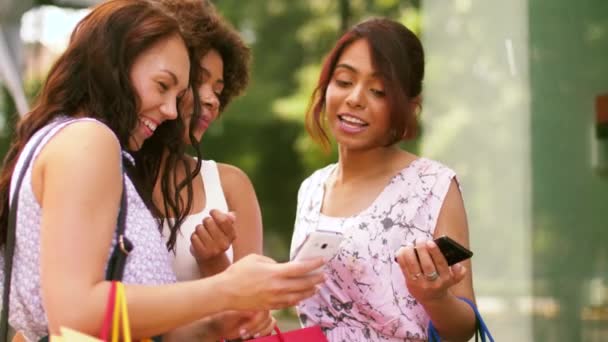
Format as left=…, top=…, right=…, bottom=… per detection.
left=435, top=179, right=469, bottom=247
left=441, top=179, right=466, bottom=216
left=34, top=120, right=122, bottom=203
left=40, top=120, right=121, bottom=162
left=217, top=162, right=253, bottom=190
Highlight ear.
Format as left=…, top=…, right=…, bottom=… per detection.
left=401, top=95, right=422, bottom=140
left=409, top=95, right=422, bottom=116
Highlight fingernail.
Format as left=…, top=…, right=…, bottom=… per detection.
left=239, top=328, right=247, bottom=338
left=427, top=241, right=436, bottom=248
left=452, top=264, right=461, bottom=271
left=253, top=333, right=261, bottom=338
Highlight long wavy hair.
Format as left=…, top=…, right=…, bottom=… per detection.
left=0, top=0, right=188, bottom=247
left=138, top=0, right=251, bottom=252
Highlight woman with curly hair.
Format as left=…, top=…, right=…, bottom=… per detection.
left=134, top=1, right=274, bottom=340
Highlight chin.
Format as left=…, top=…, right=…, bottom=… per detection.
left=335, top=133, right=386, bottom=151
left=334, top=137, right=368, bottom=150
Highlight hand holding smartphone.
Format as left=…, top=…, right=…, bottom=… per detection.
left=395, top=235, right=473, bottom=266
left=433, top=235, right=473, bottom=266
left=291, top=230, right=344, bottom=262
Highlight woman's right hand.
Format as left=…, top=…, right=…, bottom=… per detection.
left=190, top=209, right=236, bottom=262
left=219, top=254, right=325, bottom=311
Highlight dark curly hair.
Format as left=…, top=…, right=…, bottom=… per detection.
left=160, top=0, right=250, bottom=111
left=136, top=0, right=251, bottom=252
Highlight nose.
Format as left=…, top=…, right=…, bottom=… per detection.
left=201, top=86, right=220, bottom=118
left=345, top=84, right=365, bottom=109
left=160, top=96, right=179, bottom=120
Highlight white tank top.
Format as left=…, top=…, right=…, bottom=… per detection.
left=162, top=160, right=234, bottom=281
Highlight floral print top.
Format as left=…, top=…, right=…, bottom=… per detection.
left=291, top=158, right=457, bottom=341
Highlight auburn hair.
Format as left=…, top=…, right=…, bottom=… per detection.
left=305, top=18, right=424, bottom=151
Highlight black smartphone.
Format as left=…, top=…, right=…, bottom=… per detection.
left=434, top=235, right=473, bottom=266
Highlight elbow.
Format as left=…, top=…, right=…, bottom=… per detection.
left=46, top=309, right=103, bottom=338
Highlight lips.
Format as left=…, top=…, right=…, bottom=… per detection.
left=197, top=116, right=210, bottom=131
left=139, top=116, right=159, bottom=138
left=336, top=113, right=369, bottom=134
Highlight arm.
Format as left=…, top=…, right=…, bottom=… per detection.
left=425, top=180, right=476, bottom=340
left=195, top=163, right=263, bottom=276
left=193, top=164, right=270, bottom=340
left=396, top=180, right=476, bottom=341
left=37, top=122, right=231, bottom=337
left=36, top=122, right=324, bottom=339
left=220, top=163, right=263, bottom=259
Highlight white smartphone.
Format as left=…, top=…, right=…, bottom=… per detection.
left=292, top=230, right=344, bottom=262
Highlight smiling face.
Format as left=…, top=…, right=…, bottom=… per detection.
left=325, top=38, right=392, bottom=151
left=128, top=33, right=190, bottom=151
left=181, top=49, right=225, bottom=143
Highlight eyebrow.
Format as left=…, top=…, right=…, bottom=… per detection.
left=160, top=69, right=178, bottom=85
left=161, top=69, right=189, bottom=94
left=202, top=67, right=224, bottom=85
left=335, top=63, right=381, bottom=78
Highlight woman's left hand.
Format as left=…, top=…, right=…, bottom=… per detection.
left=238, top=310, right=276, bottom=340
left=395, top=239, right=467, bottom=305
left=208, top=310, right=275, bottom=341
left=190, top=209, right=237, bottom=262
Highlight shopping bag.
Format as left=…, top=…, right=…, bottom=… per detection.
left=245, top=325, right=328, bottom=342
left=428, top=297, right=495, bottom=342
left=50, top=328, right=103, bottom=342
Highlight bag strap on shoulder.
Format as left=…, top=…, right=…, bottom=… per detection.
left=0, top=122, right=132, bottom=341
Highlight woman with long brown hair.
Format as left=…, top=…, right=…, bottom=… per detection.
left=291, top=18, right=478, bottom=341
left=0, top=1, right=324, bottom=341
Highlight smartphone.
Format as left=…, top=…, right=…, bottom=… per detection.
left=292, top=230, right=344, bottom=262
left=434, top=235, right=473, bottom=266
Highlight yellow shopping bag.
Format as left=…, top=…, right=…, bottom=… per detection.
left=50, top=282, right=146, bottom=342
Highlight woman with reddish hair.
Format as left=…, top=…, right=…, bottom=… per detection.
left=291, top=18, right=478, bottom=341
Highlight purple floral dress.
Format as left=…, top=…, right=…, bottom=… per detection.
left=290, top=158, right=458, bottom=341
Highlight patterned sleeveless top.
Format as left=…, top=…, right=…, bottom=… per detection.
left=290, top=158, right=458, bottom=342
left=0, top=118, right=176, bottom=342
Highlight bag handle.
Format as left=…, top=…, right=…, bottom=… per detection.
left=105, top=170, right=132, bottom=281
left=427, top=297, right=495, bottom=342
left=100, top=282, right=118, bottom=341
left=272, top=326, right=284, bottom=342
left=111, top=283, right=131, bottom=342
left=1, top=124, right=57, bottom=341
